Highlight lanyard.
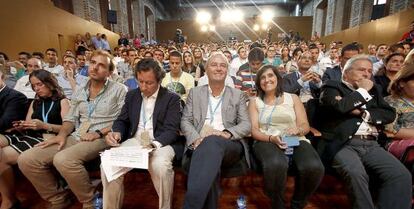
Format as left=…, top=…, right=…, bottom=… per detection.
left=169, top=73, right=182, bottom=93
left=140, top=99, right=153, bottom=129
left=42, top=101, right=55, bottom=123
left=259, top=99, right=278, bottom=130
left=208, top=93, right=224, bottom=125
left=249, top=69, right=255, bottom=89
left=85, top=83, right=107, bottom=118
left=401, top=97, right=414, bottom=109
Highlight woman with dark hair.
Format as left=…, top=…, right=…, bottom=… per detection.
left=182, top=51, right=201, bottom=82
left=384, top=64, right=414, bottom=162
left=0, top=70, right=69, bottom=209
left=248, top=65, right=324, bottom=209
left=280, top=46, right=291, bottom=64
left=374, top=53, right=405, bottom=97
left=285, top=48, right=303, bottom=73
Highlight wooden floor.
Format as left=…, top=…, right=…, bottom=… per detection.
left=8, top=170, right=351, bottom=209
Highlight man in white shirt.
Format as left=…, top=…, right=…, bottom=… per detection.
left=57, top=55, right=88, bottom=98
left=229, top=46, right=248, bottom=77
left=103, top=58, right=182, bottom=209
left=44, top=48, right=64, bottom=76
left=319, top=55, right=411, bottom=209
left=14, top=57, right=42, bottom=99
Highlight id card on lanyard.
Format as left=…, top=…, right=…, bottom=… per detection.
left=78, top=84, right=107, bottom=135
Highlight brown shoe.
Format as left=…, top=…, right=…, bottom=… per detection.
left=48, top=198, right=72, bottom=209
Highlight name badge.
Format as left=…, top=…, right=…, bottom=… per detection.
left=140, top=131, right=151, bottom=147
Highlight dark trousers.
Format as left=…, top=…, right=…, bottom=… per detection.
left=332, top=139, right=412, bottom=209
left=253, top=140, right=324, bottom=209
left=183, top=135, right=244, bottom=209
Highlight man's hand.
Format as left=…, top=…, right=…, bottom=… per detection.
left=356, top=79, right=373, bottom=91
left=80, top=132, right=100, bottom=141
left=350, top=109, right=362, bottom=116
left=311, top=72, right=321, bottom=83
left=35, top=135, right=66, bottom=150
left=192, top=137, right=204, bottom=149
left=301, top=71, right=314, bottom=82
left=106, top=132, right=121, bottom=146
left=66, top=67, right=74, bottom=79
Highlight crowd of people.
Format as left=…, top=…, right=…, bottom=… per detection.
left=0, top=21, right=414, bottom=209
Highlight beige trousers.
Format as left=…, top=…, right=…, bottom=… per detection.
left=101, top=145, right=175, bottom=209
left=17, top=136, right=109, bottom=205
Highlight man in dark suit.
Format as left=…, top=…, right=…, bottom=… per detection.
left=181, top=52, right=251, bottom=209
left=322, top=43, right=359, bottom=83
left=318, top=55, right=412, bottom=209
left=102, top=59, right=182, bottom=209
left=0, top=69, right=27, bottom=133
left=283, top=51, right=322, bottom=103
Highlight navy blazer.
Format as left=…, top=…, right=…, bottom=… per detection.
left=112, top=86, right=182, bottom=146
left=322, top=65, right=342, bottom=83
left=0, top=86, right=28, bottom=132
left=282, top=71, right=321, bottom=99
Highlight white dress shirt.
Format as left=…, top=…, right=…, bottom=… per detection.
left=14, top=75, right=36, bottom=99
left=203, top=86, right=225, bottom=131
left=134, top=87, right=162, bottom=148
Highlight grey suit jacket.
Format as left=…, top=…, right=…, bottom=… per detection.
left=181, top=85, right=252, bottom=167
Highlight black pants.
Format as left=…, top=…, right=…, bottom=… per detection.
left=183, top=135, right=244, bottom=209
left=253, top=140, right=324, bottom=209
left=332, top=139, right=412, bottom=209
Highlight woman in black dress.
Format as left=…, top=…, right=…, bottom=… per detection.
left=0, top=70, right=69, bottom=209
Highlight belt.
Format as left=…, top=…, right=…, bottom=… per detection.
left=352, top=135, right=376, bottom=140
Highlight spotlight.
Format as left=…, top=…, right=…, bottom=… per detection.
left=196, top=11, right=211, bottom=24
left=261, top=24, right=268, bottom=30
left=233, top=10, right=244, bottom=22
left=260, top=10, right=274, bottom=23
left=220, top=9, right=244, bottom=23
left=201, top=25, right=208, bottom=32
left=253, top=24, right=260, bottom=31
left=209, top=25, right=216, bottom=31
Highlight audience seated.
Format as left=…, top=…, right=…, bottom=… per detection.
left=318, top=55, right=412, bottom=209
left=1, top=24, right=414, bottom=209
left=0, top=69, right=69, bottom=209
left=17, top=50, right=127, bottom=209
left=248, top=64, right=324, bottom=209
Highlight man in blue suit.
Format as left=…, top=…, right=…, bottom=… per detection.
left=102, top=59, right=182, bottom=209
left=322, top=43, right=359, bottom=83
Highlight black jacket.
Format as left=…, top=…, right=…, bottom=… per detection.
left=283, top=71, right=321, bottom=99
left=317, top=80, right=395, bottom=163
left=0, top=86, right=28, bottom=132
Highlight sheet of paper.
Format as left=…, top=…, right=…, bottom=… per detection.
left=101, top=138, right=153, bottom=182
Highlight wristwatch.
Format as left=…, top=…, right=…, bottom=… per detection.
left=95, top=129, right=104, bottom=138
